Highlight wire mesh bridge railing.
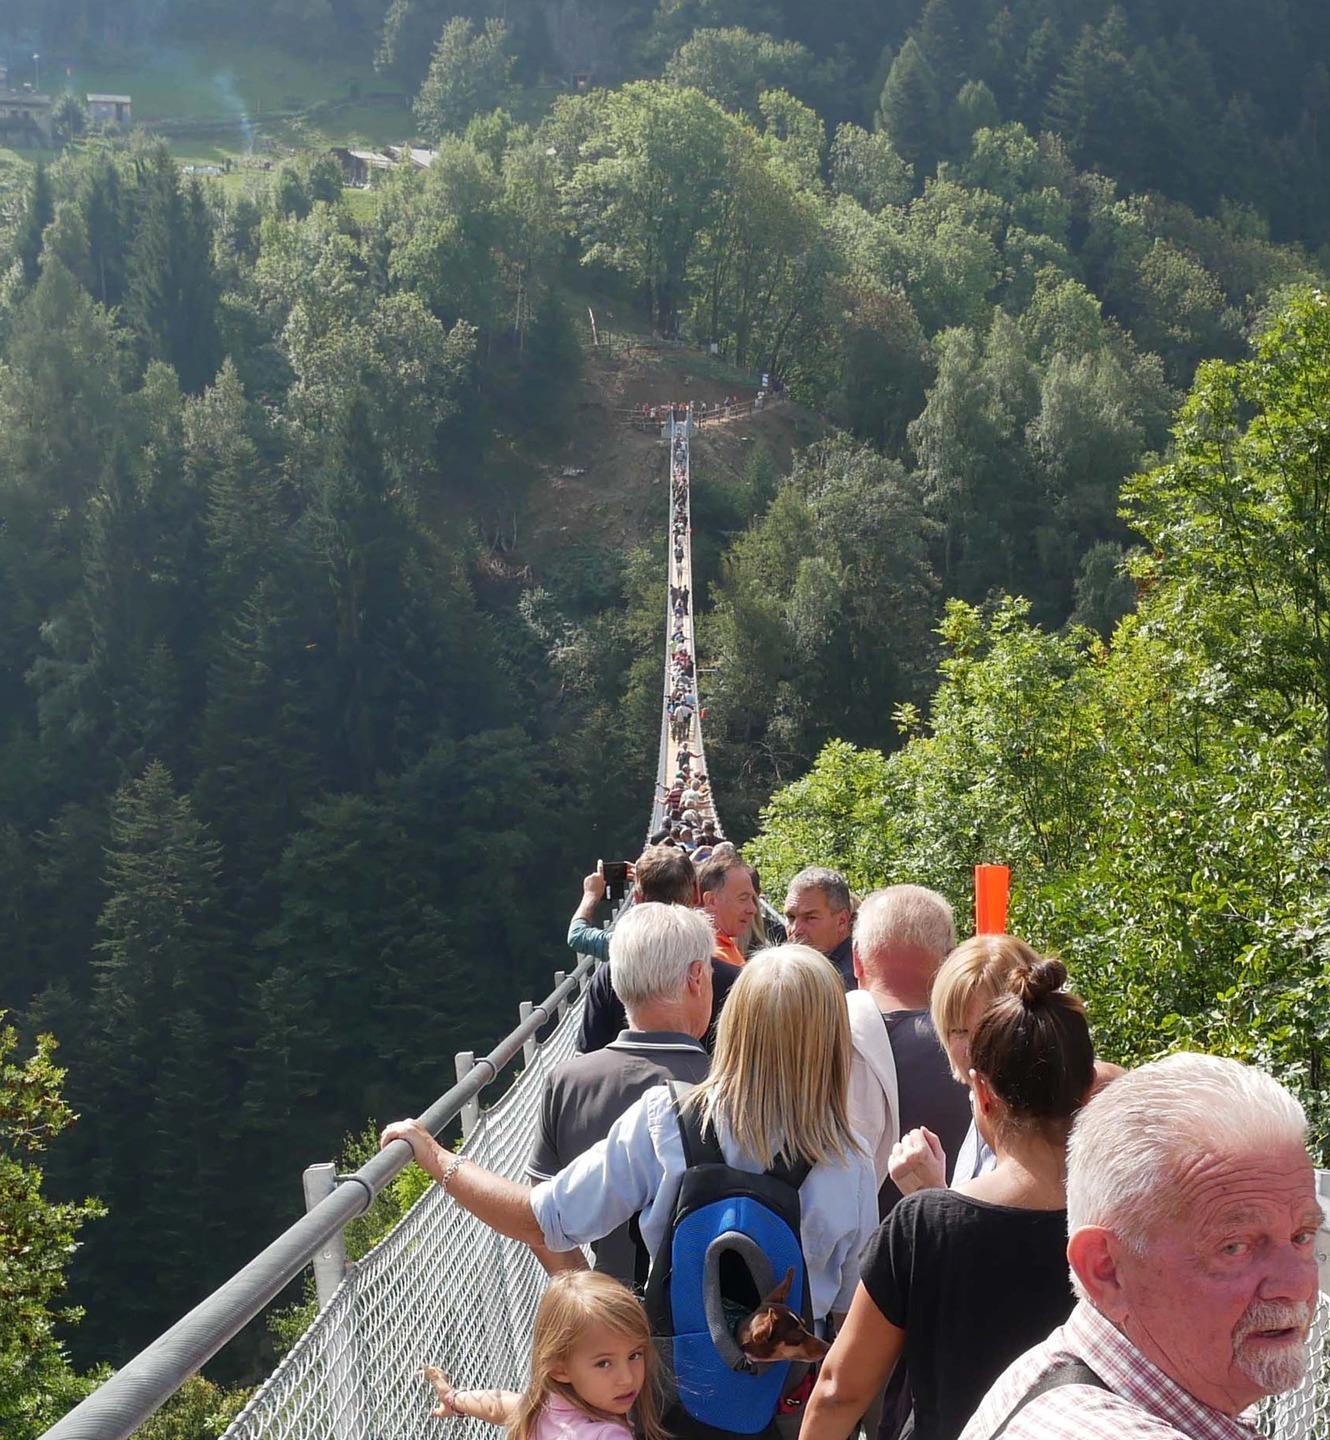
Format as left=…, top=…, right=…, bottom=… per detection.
left=220, top=974, right=596, bottom=1440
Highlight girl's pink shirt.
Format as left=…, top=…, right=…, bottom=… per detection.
left=532, top=1396, right=633, bottom=1440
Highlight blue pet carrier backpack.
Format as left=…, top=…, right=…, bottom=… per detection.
left=643, top=1083, right=813, bottom=1436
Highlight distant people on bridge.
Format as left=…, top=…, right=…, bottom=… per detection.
left=529, top=904, right=714, bottom=1285
left=801, top=952, right=1098, bottom=1440
left=381, top=947, right=879, bottom=1439
left=782, top=867, right=856, bottom=989
left=958, top=1053, right=1321, bottom=1440
left=422, top=1269, right=664, bottom=1440
left=571, top=846, right=741, bottom=1055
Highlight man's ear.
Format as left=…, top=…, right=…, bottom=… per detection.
left=836, top=907, right=852, bottom=942
left=852, top=944, right=865, bottom=984
left=1067, top=1226, right=1130, bottom=1323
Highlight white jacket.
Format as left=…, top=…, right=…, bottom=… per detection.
left=846, top=989, right=900, bottom=1190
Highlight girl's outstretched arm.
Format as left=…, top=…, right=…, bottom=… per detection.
left=424, top=1366, right=521, bottom=1426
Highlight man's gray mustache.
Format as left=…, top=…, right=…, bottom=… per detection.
left=1233, top=1299, right=1315, bottom=1346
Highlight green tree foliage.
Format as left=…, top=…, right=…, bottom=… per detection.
left=876, top=37, right=944, bottom=173
left=829, top=124, right=913, bottom=212
left=51, top=93, right=88, bottom=147
left=413, top=17, right=514, bottom=141
left=564, top=82, right=738, bottom=333
left=0, top=1022, right=103, bottom=1440
left=750, top=291, right=1330, bottom=1158
left=705, top=435, right=938, bottom=825
left=1123, top=290, right=1330, bottom=780
left=15, top=162, right=53, bottom=288
left=124, top=150, right=221, bottom=393
left=79, top=763, right=234, bottom=1342
left=664, top=27, right=814, bottom=116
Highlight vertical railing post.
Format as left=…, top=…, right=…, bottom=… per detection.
left=554, top=971, right=570, bottom=1021
left=303, top=1164, right=365, bottom=1440
left=456, top=1051, right=480, bottom=1139
left=302, top=1163, right=348, bottom=1310
left=519, top=1001, right=537, bottom=1069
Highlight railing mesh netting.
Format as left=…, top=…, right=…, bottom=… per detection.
left=221, top=991, right=585, bottom=1440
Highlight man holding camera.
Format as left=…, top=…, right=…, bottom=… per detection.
left=569, top=845, right=742, bottom=1053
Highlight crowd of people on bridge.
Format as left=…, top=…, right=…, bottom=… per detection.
left=377, top=401, right=1322, bottom=1440
left=630, top=395, right=754, bottom=431
left=382, top=844, right=1324, bottom=1440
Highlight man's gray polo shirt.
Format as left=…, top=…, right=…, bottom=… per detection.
left=526, top=1029, right=709, bottom=1286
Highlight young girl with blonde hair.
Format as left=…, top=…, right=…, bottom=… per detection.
left=427, top=1271, right=664, bottom=1440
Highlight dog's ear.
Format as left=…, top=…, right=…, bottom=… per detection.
left=766, top=1267, right=794, bottom=1306
left=747, top=1311, right=776, bottom=1347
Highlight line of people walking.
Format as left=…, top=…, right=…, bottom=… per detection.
left=383, top=852, right=1324, bottom=1440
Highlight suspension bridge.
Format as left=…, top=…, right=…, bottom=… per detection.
left=41, top=411, right=1330, bottom=1440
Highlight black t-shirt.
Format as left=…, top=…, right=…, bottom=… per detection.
left=860, top=1190, right=1074, bottom=1440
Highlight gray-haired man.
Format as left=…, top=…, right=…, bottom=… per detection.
left=528, top=902, right=714, bottom=1285
left=960, top=1053, right=1324, bottom=1440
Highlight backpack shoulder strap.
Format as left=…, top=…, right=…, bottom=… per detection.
left=670, top=1080, right=723, bottom=1168
left=767, top=1153, right=812, bottom=1191
left=988, top=1358, right=1107, bottom=1440
left=670, top=1079, right=809, bottom=1189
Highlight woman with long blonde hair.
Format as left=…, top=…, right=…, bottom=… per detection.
left=425, top=1271, right=664, bottom=1440
left=383, top=947, right=879, bottom=1424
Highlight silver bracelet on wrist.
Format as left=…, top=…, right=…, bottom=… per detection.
left=439, top=1152, right=468, bottom=1194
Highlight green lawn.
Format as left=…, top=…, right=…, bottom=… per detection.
left=65, top=42, right=411, bottom=152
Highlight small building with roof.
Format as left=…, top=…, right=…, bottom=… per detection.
left=0, top=88, right=52, bottom=144
left=87, top=94, right=132, bottom=126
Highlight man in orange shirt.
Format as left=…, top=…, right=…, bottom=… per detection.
left=697, top=849, right=757, bottom=968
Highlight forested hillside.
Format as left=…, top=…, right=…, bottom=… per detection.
left=3, top=1, right=1330, bottom=1432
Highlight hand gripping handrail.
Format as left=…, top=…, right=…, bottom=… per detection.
left=40, top=952, right=598, bottom=1440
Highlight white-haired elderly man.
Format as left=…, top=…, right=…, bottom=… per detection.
left=845, top=884, right=969, bottom=1218
left=527, top=902, right=714, bottom=1286
left=959, top=1053, right=1324, bottom=1440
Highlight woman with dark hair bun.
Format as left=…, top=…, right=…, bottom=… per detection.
left=799, top=952, right=1097, bottom=1440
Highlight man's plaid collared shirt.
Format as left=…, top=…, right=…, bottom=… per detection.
left=958, top=1300, right=1265, bottom=1440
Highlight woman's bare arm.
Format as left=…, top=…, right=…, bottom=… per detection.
left=798, top=1283, right=905, bottom=1440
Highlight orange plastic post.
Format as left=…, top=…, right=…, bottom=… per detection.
left=974, top=864, right=1010, bottom=935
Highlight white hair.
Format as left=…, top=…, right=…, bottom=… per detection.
left=609, top=902, right=714, bottom=1011
left=853, top=885, right=955, bottom=962
left=1067, top=1053, right=1307, bottom=1268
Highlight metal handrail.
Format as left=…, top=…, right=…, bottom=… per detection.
left=40, top=952, right=599, bottom=1440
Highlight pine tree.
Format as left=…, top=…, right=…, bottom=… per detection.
left=876, top=37, right=945, bottom=171
left=914, top=0, right=965, bottom=99
left=194, top=578, right=319, bottom=927
left=124, top=150, right=221, bottom=393
left=78, top=154, right=127, bottom=307
left=82, top=762, right=233, bottom=1354
left=15, top=162, right=54, bottom=287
